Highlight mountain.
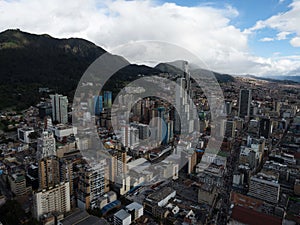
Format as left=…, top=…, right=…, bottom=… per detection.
left=0, top=29, right=160, bottom=110
left=155, top=61, right=235, bottom=83
left=245, top=75, right=299, bottom=84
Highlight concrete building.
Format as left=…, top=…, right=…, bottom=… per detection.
left=33, top=182, right=71, bottom=221
left=114, top=209, right=131, bottom=225
left=9, top=173, right=27, bottom=196
left=248, top=175, right=280, bottom=204
left=77, top=160, right=108, bottom=209
left=36, top=130, right=56, bottom=161
left=50, top=124, right=77, bottom=142
left=144, top=187, right=176, bottom=214
left=17, top=127, right=34, bottom=143
left=39, top=156, right=60, bottom=189
left=125, top=202, right=144, bottom=221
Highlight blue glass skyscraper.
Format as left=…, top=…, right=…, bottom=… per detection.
left=94, top=96, right=103, bottom=116
left=103, top=91, right=112, bottom=108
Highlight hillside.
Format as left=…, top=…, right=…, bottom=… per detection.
left=0, top=29, right=160, bottom=110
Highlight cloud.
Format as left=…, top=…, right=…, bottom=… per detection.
left=0, top=0, right=299, bottom=76
left=290, top=37, right=300, bottom=47
left=276, top=31, right=290, bottom=40
left=248, top=1, right=300, bottom=45
left=259, top=37, right=274, bottom=42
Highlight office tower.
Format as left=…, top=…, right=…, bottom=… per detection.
left=38, top=156, right=60, bottom=189
left=259, top=117, right=272, bottom=139
left=94, top=95, right=103, bottom=116
left=224, top=120, right=236, bottom=138
left=238, top=89, right=252, bottom=118
left=248, top=175, right=280, bottom=204
left=51, top=94, right=68, bottom=124
left=224, top=100, right=232, bottom=115
left=104, top=91, right=112, bottom=108
left=37, top=130, right=56, bottom=155
left=60, top=159, right=74, bottom=196
left=38, top=102, right=52, bottom=119
left=121, top=125, right=139, bottom=149
left=33, top=182, right=71, bottom=220
left=157, top=107, right=168, bottom=145
left=111, top=149, right=127, bottom=183
left=77, top=160, right=107, bottom=209
left=137, top=124, right=149, bottom=140
left=36, top=130, right=56, bottom=161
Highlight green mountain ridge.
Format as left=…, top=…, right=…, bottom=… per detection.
left=0, top=29, right=233, bottom=111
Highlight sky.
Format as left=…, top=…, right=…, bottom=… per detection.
left=0, top=0, right=300, bottom=76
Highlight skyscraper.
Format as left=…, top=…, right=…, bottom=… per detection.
left=77, top=160, right=107, bottom=209
left=238, top=89, right=252, bottom=118
left=38, top=155, right=60, bottom=189
left=104, top=91, right=112, bottom=108
left=33, top=182, right=71, bottom=220
left=259, top=117, right=272, bottom=139
left=51, top=94, right=68, bottom=124
left=94, top=95, right=103, bottom=116
left=36, top=130, right=56, bottom=161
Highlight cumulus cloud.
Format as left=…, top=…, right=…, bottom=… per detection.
left=0, top=0, right=299, bottom=76
left=248, top=1, right=300, bottom=42
left=290, top=37, right=300, bottom=47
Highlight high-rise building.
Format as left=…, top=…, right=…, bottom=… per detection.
left=36, top=130, right=56, bottom=161
left=38, top=156, right=60, bottom=190
left=33, top=182, right=71, bottom=220
left=77, top=160, right=107, bottom=209
left=51, top=94, right=68, bottom=124
left=94, top=95, right=103, bottom=116
left=259, top=117, right=272, bottom=139
left=121, top=125, right=139, bottom=149
left=137, top=124, right=149, bottom=140
left=157, top=107, right=168, bottom=145
left=38, top=102, right=52, bottom=119
left=238, top=89, right=252, bottom=118
left=224, top=120, right=236, bottom=138
left=224, top=100, right=232, bottom=115
left=110, top=149, right=127, bottom=183
left=104, top=91, right=112, bottom=108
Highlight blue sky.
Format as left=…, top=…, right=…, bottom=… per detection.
left=0, top=0, right=300, bottom=76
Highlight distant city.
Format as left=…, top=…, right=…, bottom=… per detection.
left=0, top=50, right=300, bottom=225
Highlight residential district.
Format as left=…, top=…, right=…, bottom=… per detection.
left=0, top=64, right=300, bottom=225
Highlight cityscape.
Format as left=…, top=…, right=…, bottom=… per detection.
left=1, top=1, right=300, bottom=225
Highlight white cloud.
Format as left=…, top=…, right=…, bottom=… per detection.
left=290, top=37, right=300, bottom=47
left=0, top=0, right=299, bottom=76
left=248, top=1, right=300, bottom=44
left=259, top=37, right=274, bottom=42
left=276, top=31, right=290, bottom=40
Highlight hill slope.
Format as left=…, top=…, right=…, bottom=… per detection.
left=0, top=29, right=160, bottom=110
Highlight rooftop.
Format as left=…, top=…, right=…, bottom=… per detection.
left=114, top=209, right=130, bottom=220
